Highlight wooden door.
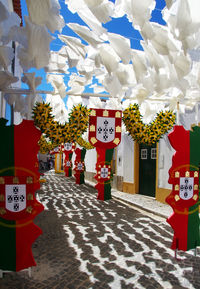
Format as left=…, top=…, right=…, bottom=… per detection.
left=139, top=143, right=157, bottom=197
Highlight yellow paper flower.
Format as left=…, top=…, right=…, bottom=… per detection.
left=38, top=135, right=56, bottom=154
left=33, top=102, right=90, bottom=147
left=76, top=137, right=94, bottom=150
left=123, top=104, right=176, bottom=145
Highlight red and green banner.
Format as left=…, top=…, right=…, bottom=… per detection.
left=94, top=147, right=114, bottom=200
left=0, top=118, right=44, bottom=271
left=166, top=125, right=200, bottom=251
left=89, top=109, right=122, bottom=200
left=63, top=142, right=76, bottom=177
left=74, top=148, right=86, bottom=184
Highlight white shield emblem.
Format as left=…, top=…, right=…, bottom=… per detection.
left=64, top=143, right=72, bottom=151
left=96, top=117, right=115, bottom=143
left=6, top=184, right=26, bottom=212
left=66, top=161, right=71, bottom=167
left=179, top=177, right=194, bottom=200
left=77, top=163, right=83, bottom=170
left=101, top=167, right=109, bottom=178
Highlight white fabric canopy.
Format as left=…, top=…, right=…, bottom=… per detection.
left=0, top=46, right=14, bottom=70
left=45, top=51, right=69, bottom=73
left=46, top=74, right=66, bottom=99
left=26, top=0, right=65, bottom=33
left=2, top=0, right=200, bottom=118
left=22, top=72, right=42, bottom=91
left=0, top=71, right=18, bottom=90
left=67, top=22, right=103, bottom=47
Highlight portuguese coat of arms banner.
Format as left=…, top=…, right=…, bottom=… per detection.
left=74, top=148, right=86, bottom=185
left=0, top=118, right=44, bottom=272
left=166, top=125, right=200, bottom=252
left=63, top=142, right=76, bottom=177
left=89, top=109, right=122, bottom=200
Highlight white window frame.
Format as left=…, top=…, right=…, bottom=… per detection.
left=141, top=149, right=147, bottom=159
left=151, top=148, right=157, bottom=159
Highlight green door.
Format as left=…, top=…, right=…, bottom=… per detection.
left=139, top=143, right=157, bottom=197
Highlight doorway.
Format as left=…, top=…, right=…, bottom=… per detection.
left=139, top=143, right=157, bottom=197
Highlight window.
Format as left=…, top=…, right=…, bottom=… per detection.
left=141, top=149, right=147, bottom=159
left=151, top=148, right=157, bottom=159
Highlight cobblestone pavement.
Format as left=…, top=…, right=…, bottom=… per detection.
left=1, top=171, right=200, bottom=289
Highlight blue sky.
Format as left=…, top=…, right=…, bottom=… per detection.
left=20, top=0, right=166, bottom=96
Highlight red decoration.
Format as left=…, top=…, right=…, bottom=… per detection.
left=63, top=142, right=76, bottom=177
left=0, top=176, right=43, bottom=221
left=89, top=109, right=122, bottom=200
left=166, top=125, right=200, bottom=251
left=15, top=120, right=41, bottom=191
left=89, top=109, right=122, bottom=149
left=74, top=148, right=86, bottom=184
left=0, top=119, right=44, bottom=272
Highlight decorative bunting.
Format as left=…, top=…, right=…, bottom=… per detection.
left=89, top=109, right=122, bottom=150
left=0, top=118, right=44, bottom=272
left=166, top=125, right=200, bottom=252
left=89, top=109, right=122, bottom=200
left=74, top=148, right=86, bottom=184
left=94, top=148, right=114, bottom=200
left=63, top=142, right=76, bottom=177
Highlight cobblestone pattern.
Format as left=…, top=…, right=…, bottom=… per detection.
left=1, top=171, right=200, bottom=289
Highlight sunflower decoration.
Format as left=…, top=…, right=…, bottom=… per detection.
left=32, top=102, right=90, bottom=146
left=62, top=123, right=73, bottom=143
left=38, top=135, right=56, bottom=154
left=68, top=104, right=89, bottom=139
left=49, top=122, right=64, bottom=145
left=32, top=102, right=55, bottom=134
left=123, top=104, right=176, bottom=145
left=76, top=136, right=94, bottom=150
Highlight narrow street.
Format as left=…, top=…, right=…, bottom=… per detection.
left=1, top=171, right=200, bottom=289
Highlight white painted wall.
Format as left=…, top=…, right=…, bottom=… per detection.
left=84, top=133, right=134, bottom=182
left=85, top=148, right=97, bottom=173
left=0, top=93, right=6, bottom=118
left=158, top=135, right=175, bottom=189
left=123, top=133, right=134, bottom=183
left=116, top=137, right=123, bottom=177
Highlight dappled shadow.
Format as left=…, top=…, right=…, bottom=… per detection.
left=1, top=171, right=200, bottom=289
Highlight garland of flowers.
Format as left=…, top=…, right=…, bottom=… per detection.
left=123, top=103, right=176, bottom=145
left=76, top=136, right=94, bottom=150
left=38, top=135, right=56, bottom=154
left=32, top=102, right=89, bottom=145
